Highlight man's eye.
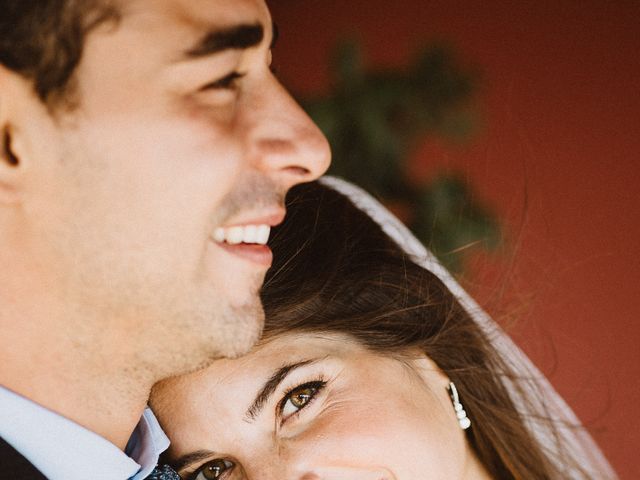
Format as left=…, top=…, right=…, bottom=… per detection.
left=279, top=380, right=326, bottom=420
left=193, top=458, right=235, bottom=480
left=200, top=72, right=245, bottom=91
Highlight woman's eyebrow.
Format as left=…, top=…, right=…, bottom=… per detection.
left=244, top=358, right=318, bottom=422
left=171, top=449, right=217, bottom=473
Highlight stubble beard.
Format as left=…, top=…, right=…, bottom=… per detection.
left=164, top=175, right=282, bottom=370
left=148, top=270, right=267, bottom=381
left=60, top=171, right=278, bottom=383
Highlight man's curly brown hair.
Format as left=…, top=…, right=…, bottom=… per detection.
left=0, top=0, right=119, bottom=107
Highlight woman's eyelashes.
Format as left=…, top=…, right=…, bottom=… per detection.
left=278, top=379, right=327, bottom=424
left=190, top=458, right=236, bottom=480
left=184, top=380, right=327, bottom=479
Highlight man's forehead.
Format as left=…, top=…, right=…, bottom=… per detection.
left=120, top=0, right=270, bottom=31
left=110, top=0, right=273, bottom=63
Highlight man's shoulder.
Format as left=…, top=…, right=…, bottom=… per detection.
left=0, top=436, right=48, bottom=480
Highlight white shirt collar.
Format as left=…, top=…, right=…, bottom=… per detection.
left=127, top=407, right=171, bottom=480
left=0, top=385, right=169, bottom=480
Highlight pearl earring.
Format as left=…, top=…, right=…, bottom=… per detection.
left=448, top=382, right=471, bottom=430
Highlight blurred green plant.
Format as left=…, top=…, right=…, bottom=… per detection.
left=302, top=40, right=501, bottom=272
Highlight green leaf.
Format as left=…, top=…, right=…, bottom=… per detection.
left=297, top=39, right=501, bottom=273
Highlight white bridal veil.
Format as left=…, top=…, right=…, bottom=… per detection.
left=320, top=176, right=617, bottom=479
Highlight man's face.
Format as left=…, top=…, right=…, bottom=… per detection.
left=16, top=0, right=330, bottom=369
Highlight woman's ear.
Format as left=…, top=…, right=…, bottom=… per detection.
left=408, top=354, right=451, bottom=391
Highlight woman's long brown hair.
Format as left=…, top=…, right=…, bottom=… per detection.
left=262, top=181, right=591, bottom=479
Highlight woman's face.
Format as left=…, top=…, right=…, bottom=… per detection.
left=151, top=332, right=484, bottom=480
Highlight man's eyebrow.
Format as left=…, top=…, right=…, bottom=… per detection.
left=244, top=359, right=317, bottom=422
left=185, top=23, right=264, bottom=58
left=170, top=449, right=217, bottom=473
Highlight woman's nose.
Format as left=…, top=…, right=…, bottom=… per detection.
left=293, top=467, right=391, bottom=480
left=243, top=446, right=391, bottom=480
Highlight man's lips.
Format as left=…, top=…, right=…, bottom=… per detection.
left=213, top=224, right=272, bottom=245
left=210, top=210, right=284, bottom=266
left=213, top=209, right=284, bottom=243
left=215, top=241, right=274, bottom=267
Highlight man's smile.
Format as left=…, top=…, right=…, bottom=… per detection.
left=213, top=224, right=271, bottom=245
left=211, top=210, right=285, bottom=266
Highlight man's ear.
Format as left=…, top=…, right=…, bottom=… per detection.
left=2, top=127, right=20, bottom=166
left=0, top=124, right=25, bottom=206
left=0, top=66, right=31, bottom=204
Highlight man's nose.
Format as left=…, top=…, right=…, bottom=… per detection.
left=245, top=77, right=331, bottom=189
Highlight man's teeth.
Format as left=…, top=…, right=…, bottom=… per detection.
left=212, top=225, right=271, bottom=245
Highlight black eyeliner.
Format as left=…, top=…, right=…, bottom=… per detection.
left=277, top=379, right=327, bottom=426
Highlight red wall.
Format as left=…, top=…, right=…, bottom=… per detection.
left=269, top=1, right=640, bottom=477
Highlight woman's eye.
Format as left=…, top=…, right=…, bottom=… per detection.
left=201, top=72, right=245, bottom=91
left=193, top=459, right=235, bottom=480
left=280, top=381, right=326, bottom=419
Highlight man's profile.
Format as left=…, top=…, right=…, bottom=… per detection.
left=0, top=1, right=330, bottom=478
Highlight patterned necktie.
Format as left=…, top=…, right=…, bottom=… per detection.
left=146, top=464, right=182, bottom=480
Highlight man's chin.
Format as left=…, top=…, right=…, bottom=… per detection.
left=199, top=299, right=265, bottom=360
left=164, top=318, right=262, bottom=379
left=151, top=293, right=265, bottom=380
left=219, top=303, right=265, bottom=359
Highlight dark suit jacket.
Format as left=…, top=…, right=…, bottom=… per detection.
left=0, top=437, right=48, bottom=480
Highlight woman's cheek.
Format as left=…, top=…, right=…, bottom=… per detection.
left=288, top=387, right=461, bottom=478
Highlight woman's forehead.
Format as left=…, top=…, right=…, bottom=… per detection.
left=152, top=333, right=352, bottom=396
left=195, top=332, right=366, bottom=384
